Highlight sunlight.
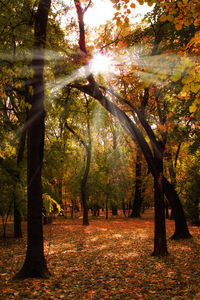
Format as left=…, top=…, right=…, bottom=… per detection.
left=84, top=0, right=153, bottom=27
left=90, top=53, right=112, bottom=74
left=84, top=0, right=114, bottom=27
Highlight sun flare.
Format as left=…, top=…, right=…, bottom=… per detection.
left=90, top=53, right=112, bottom=74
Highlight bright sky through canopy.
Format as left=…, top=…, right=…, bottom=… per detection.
left=84, top=0, right=153, bottom=27
left=90, top=53, right=113, bottom=74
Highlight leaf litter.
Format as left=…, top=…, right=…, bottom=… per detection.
left=0, top=209, right=200, bottom=299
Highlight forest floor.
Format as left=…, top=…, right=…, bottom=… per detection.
left=0, top=209, right=200, bottom=299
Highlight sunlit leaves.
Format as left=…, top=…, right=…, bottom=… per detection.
left=158, top=0, right=200, bottom=30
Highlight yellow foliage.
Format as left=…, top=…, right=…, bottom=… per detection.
left=182, top=76, right=193, bottom=85
left=191, top=83, right=200, bottom=94
left=170, top=74, right=181, bottom=82
left=189, top=102, right=197, bottom=113
left=182, top=84, right=191, bottom=92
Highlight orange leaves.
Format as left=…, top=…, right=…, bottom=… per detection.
left=112, top=0, right=138, bottom=28
left=0, top=215, right=200, bottom=299
left=175, top=23, right=183, bottom=31
left=159, top=0, right=200, bottom=30
left=130, top=3, right=136, bottom=8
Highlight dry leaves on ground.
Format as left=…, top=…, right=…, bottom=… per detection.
left=0, top=210, right=200, bottom=299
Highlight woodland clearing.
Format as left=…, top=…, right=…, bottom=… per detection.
left=0, top=209, right=200, bottom=299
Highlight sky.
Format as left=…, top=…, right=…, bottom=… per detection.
left=84, top=0, right=153, bottom=27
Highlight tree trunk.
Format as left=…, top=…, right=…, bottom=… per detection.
left=14, top=119, right=27, bottom=238
left=165, top=201, right=169, bottom=219
left=130, top=150, right=142, bottom=218
left=72, top=0, right=191, bottom=242
left=122, top=198, right=126, bottom=216
left=106, top=196, right=108, bottom=219
left=111, top=206, right=118, bottom=216
left=14, top=0, right=51, bottom=280
left=152, top=174, right=168, bottom=256
left=14, top=200, right=22, bottom=238
left=163, top=177, right=192, bottom=239
left=81, top=172, right=89, bottom=226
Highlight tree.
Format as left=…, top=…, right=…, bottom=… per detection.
left=14, top=0, right=51, bottom=279
left=69, top=0, right=195, bottom=256
left=65, top=94, right=92, bottom=225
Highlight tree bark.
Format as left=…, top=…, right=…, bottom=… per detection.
left=81, top=145, right=91, bottom=225
left=130, top=149, right=143, bottom=218
left=14, top=121, right=27, bottom=238
left=163, top=177, right=192, bottom=239
left=152, top=173, right=168, bottom=256
left=14, top=200, right=22, bottom=238
left=73, top=82, right=191, bottom=240
left=106, top=195, right=108, bottom=220
left=14, top=0, right=51, bottom=279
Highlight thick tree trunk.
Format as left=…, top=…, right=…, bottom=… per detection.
left=15, top=106, right=50, bottom=278
left=152, top=174, right=168, bottom=256
left=163, top=177, right=192, bottom=239
left=14, top=0, right=51, bottom=279
left=14, top=121, right=27, bottom=238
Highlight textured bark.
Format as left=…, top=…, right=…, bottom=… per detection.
left=14, top=0, right=51, bottom=280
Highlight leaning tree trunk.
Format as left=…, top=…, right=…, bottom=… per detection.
left=72, top=0, right=191, bottom=244
left=14, top=0, right=51, bottom=279
left=163, top=177, right=192, bottom=239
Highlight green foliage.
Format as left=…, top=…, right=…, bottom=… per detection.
left=183, top=164, right=200, bottom=225
left=43, top=193, right=62, bottom=215
left=0, top=167, right=14, bottom=218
